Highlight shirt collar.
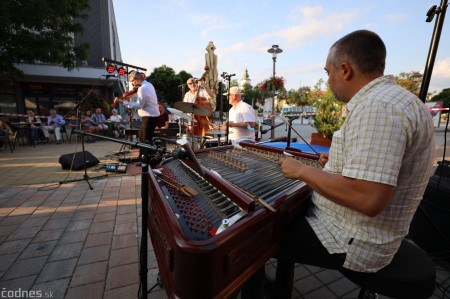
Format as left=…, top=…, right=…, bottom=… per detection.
left=346, top=75, right=394, bottom=112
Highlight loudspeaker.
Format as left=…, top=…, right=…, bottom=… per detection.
left=409, top=175, right=450, bottom=260
left=59, top=151, right=99, bottom=170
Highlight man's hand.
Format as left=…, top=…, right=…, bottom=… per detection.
left=319, top=153, right=329, bottom=168
left=279, top=157, right=304, bottom=180
left=113, top=97, right=122, bottom=106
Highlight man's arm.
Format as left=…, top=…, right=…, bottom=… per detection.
left=280, top=157, right=394, bottom=217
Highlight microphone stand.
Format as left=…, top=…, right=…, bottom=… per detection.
left=59, top=96, right=108, bottom=190
left=419, top=0, right=448, bottom=103
left=221, top=72, right=235, bottom=144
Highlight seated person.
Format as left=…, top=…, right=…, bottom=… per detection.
left=109, top=109, right=127, bottom=137
left=26, top=110, right=45, bottom=143
left=156, top=103, right=169, bottom=130
left=41, top=109, right=65, bottom=144
left=0, top=120, right=9, bottom=148
left=81, top=110, right=101, bottom=142
left=92, top=107, right=108, bottom=133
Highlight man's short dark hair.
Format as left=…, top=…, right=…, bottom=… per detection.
left=329, top=30, right=386, bottom=74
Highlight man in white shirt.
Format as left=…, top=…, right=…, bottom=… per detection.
left=114, top=71, right=159, bottom=143
left=221, top=86, right=255, bottom=145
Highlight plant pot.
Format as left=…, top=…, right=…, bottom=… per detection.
left=310, top=132, right=332, bottom=147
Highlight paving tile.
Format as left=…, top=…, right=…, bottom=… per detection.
left=66, top=219, right=92, bottom=232
left=104, top=283, right=139, bottom=299
left=7, top=226, right=42, bottom=241
left=92, top=211, right=116, bottom=223
left=315, top=268, right=343, bottom=285
left=42, top=218, right=71, bottom=230
left=31, top=278, right=70, bottom=299
left=293, top=274, right=323, bottom=296
left=113, top=222, right=137, bottom=236
left=84, top=231, right=113, bottom=248
left=327, top=276, right=359, bottom=298
left=58, top=229, right=88, bottom=245
left=105, top=262, right=139, bottom=290
left=2, top=256, right=48, bottom=280
left=303, top=286, right=336, bottom=299
left=116, top=212, right=137, bottom=224
left=89, top=220, right=115, bottom=234
left=70, top=261, right=108, bottom=287
left=96, top=204, right=117, bottom=214
left=109, top=246, right=138, bottom=268
left=32, top=228, right=65, bottom=243
left=36, top=258, right=77, bottom=284
left=0, top=275, right=36, bottom=292
left=48, top=241, right=84, bottom=262
left=19, top=215, right=50, bottom=228
left=65, top=281, right=104, bottom=299
left=0, top=238, right=32, bottom=255
left=117, top=205, right=137, bottom=215
left=20, top=240, right=58, bottom=259
left=78, top=244, right=110, bottom=265
left=71, top=210, right=95, bottom=221
left=0, top=215, right=29, bottom=226
left=0, top=253, right=19, bottom=274
left=0, top=225, right=20, bottom=237
left=111, top=233, right=138, bottom=249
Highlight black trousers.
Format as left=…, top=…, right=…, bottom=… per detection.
left=140, top=116, right=159, bottom=143
left=242, top=200, right=346, bottom=299
left=271, top=214, right=346, bottom=299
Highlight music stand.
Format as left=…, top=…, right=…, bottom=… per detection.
left=59, top=99, right=108, bottom=190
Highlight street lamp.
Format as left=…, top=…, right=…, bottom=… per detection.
left=267, top=45, right=283, bottom=139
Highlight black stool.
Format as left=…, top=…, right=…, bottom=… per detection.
left=340, top=239, right=435, bottom=299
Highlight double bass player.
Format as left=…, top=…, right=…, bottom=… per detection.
left=183, top=77, right=216, bottom=136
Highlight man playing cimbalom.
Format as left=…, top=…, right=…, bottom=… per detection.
left=262, top=29, right=436, bottom=299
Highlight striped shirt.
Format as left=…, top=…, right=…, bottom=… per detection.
left=307, top=75, right=435, bottom=272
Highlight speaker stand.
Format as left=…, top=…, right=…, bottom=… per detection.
left=59, top=130, right=108, bottom=190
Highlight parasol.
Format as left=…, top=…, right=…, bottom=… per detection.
left=205, top=41, right=218, bottom=96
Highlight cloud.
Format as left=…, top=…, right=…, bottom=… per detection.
left=251, top=7, right=360, bottom=51
left=383, top=13, right=409, bottom=24
left=429, top=58, right=450, bottom=93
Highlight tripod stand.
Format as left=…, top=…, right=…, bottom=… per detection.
left=59, top=101, right=108, bottom=190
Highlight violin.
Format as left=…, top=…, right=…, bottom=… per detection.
left=114, top=84, right=140, bottom=106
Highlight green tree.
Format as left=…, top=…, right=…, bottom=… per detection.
left=0, top=0, right=90, bottom=76
left=395, top=72, right=423, bottom=96
left=430, top=87, right=450, bottom=108
left=311, top=86, right=345, bottom=138
left=147, top=65, right=192, bottom=106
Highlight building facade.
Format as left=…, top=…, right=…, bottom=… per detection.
left=0, top=0, right=125, bottom=119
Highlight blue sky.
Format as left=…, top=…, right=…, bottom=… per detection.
left=112, top=0, right=450, bottom=96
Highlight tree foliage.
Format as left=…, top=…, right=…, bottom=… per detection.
left=310, top=82, right=345, bottom=138
left=431, top=88, right=450, bottom=108
left=147, top=65, right=192, bottom=106
left=0, top=0, right=90, bottom=76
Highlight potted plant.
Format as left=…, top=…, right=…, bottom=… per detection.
left=310, top=87, right=345, bottom=146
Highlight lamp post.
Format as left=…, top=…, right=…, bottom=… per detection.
left=267, top=45, right=282, bottom=139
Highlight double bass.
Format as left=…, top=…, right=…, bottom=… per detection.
left=193, top=66, right=214, bottom=136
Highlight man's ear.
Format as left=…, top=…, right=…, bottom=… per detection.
left=340, top=61, right=353, bottom=81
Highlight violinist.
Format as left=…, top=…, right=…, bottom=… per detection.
left=114, top=71, right=159, bottom=143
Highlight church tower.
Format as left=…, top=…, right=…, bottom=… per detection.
left=239, top=67, right=251, bottom=88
